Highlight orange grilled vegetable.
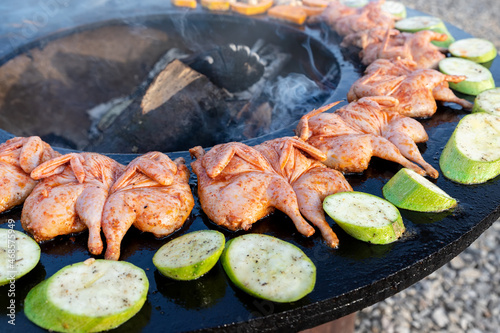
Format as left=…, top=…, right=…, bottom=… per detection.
left=231, top=0, right=273, bottom=15
left=201, top=0, right=230, bottom=11
left=268, top=5, right=307, bottom=25
left=302, top=0, right=330, bottom=7
left=302, top=5, right=326, bottom=16
left=171, top=0, right=197, bottom=8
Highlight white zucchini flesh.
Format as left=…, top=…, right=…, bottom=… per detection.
left=394, top=16, right=454, bottom=47
left=25, top=259, right=149, bottom=333
left=0, top=228, right=40, bottom=286
left=439, top=57, right=495, bottom=95
left=473, top=88, right=500, bottom=116
left=449, top=38, right=497, bottom=63
left=153, top=230, right=225, bottom=280
left=323, top=192, right=405, bottom=244
left=440, top=112, right=500, bottom=184
left=455, top=114, right=500, bottom=162
left=340, top=0, right=368, bottom=7
left=221, top=234, right=315, bottom=303
left=395, top=15, right=442, bottom=31
left=381, top=1, right=406, bottom=19
left=382, top=168, right=457, bottom=212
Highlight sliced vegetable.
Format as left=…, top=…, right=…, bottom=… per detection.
left=381, top=1, right=406, bottom=19
left=25, top=259, right=148, bottom=333
left=201, top=0, right=231, bottom=11
left=449, top=38, right=497, bottom=63
left=221, top=234, right=316, bottom=303
left=267, top=5, right=307, bottom=25
left=302, top=0, right=329, bottom=7
left=171, top=0, right=197, bottom=8
left=439, top=112, right=500, bottom=184
left=230, top=0, right=273, bottom=15
left=302, top=5, right=326, bottom=16
left=0, top=229, right=40, bottom=286
left=323, top=191, right=405, bottom=244
left=339, top=0, right=368, bottom=7
left=439, top=57, right=495, bottom=95
left=395, top=16, right=454, bottom=48
left=382, top=168, right=457, bottom=212
left=153, top=230, right=225, bottom=281
left=473, top=87, right=500, bottom=116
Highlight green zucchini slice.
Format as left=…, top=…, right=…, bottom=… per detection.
left=0, top=228, right=40, bottom=286
left=323, top=191, right=405, bottom=244
left=439, top=112, right=500, bottom=184
left=383, top=168, right=457, bottom=212
left=439, top=57, right=495, bottom=95
left=395, top=15, right=455, bottom=48
left=221, top=234, right=316, bottom=303
left=25, top=259, right=149, bottom=333
left=153, top=230, right=225, bottom=281
left=449, top=38, right=497, bottom=63
left=473, top=87, right=500, bottom=116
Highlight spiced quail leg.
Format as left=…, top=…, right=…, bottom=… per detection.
left=292, top=167, right=352, bottom=247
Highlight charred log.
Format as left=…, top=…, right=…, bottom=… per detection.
left=183, top=44, right=265, bottom=93
left=86, top=59, right=230, bottom=153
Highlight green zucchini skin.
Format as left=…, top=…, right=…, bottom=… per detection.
left=153, top=230, right=225, bottom=281
left=382, top=168, right=457, bottom=212
left=323, top=192, right=405, bottom=244
left=24, top=260, right=149, bottom=333
left=0, top=229, right=40, bottom=286
left=439, top=113, right=500, bottom=184
left=439, top=57, right=495, bottom=96
left=221, top=234, right=316, bottom=303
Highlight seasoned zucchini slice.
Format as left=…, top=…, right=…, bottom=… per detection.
left=323, top=191, right=405, bottom=244
left=221, top=234, right=316, bottom=303
left=25, top=259, right=149, bottom=333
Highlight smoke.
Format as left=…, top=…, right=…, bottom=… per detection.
left=266, top=73, right=330, bottom=132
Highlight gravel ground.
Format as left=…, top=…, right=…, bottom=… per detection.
left=355, top=2, right=500, bottom=332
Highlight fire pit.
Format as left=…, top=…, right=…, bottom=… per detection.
left=0, top=4, right=499, bottom=333
left=0, top=12, right=344, bottom=153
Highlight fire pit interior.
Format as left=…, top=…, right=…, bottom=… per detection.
left=0, top=13, right=340, bottom=153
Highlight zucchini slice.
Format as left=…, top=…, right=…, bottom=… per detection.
left=440, top=112, right=500, bottom=184
left=340, top=0, right=368, bottom=7
left=25, top=259, right=148, bottom=333
left=473, top=87, right=500, bottom=116
left=381, top=1, right=406, bottom=19
left=0, top=228, right=40, bottom=286
left=439, top=57, right=495, bottom=95
left=395, top=15, right=455, bottom=48
left=323, top=192, right=405, bottom=244
left=449, top=38, right=497, bottom=63
left=382, top=168, right=457, bottom=212
left=153, top=230, right=225, bottom=281
left=221, top=234, right=316, bottom=303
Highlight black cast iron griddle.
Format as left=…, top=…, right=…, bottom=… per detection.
left=1, top=7, right=500, bottom=333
